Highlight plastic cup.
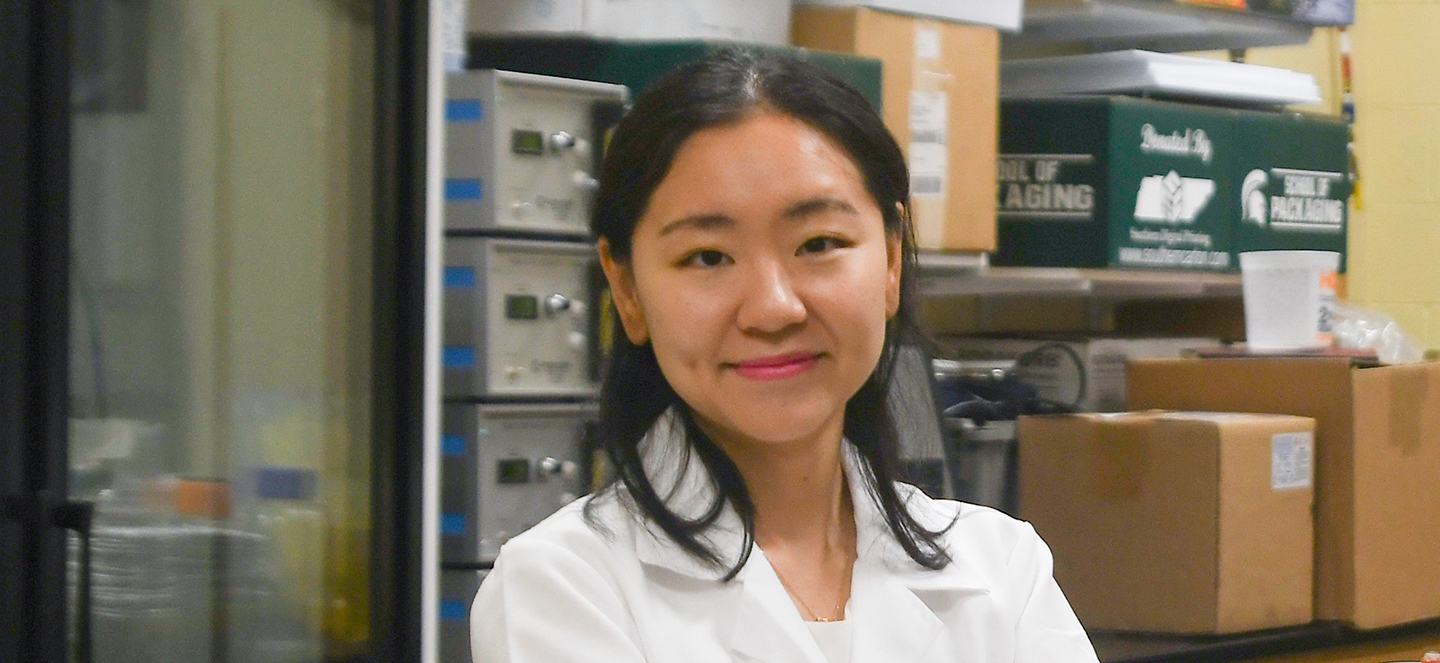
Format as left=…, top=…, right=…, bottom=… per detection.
left=1239, top=250, right=1341, bottom=351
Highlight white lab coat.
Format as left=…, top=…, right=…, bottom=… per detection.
left=471, top=413, right=1099, bottom=663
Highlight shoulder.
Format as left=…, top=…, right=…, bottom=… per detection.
left=487, top=490, right=637, bottom=577
left=474, top=492, right=644, bottom=632
left=472, top=493, right=654, bottom=661
left=897, top=484, right=1050, bottom=576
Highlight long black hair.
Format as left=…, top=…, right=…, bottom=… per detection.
left=586, top=49, right=949, bottom=579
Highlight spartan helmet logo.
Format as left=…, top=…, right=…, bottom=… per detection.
left=1241, top=169, right=1269, bottom=227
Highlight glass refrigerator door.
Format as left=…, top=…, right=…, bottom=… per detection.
left=0, top=0, right=430, bottom=661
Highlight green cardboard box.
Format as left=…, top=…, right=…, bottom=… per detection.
left=467, top=37, right=884, bottom=112
left=996, top=96, right=1235, bottom=272
left=1232, top=110, right=1349, bottom=272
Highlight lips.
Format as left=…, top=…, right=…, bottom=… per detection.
left=729, top=352, right=822, bottom=381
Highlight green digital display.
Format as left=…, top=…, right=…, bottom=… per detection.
left=505, top=294, right=539, bottom=320
left=496, top=459, right=530, bottom=485
left=511, top=129, right=544, bottom=155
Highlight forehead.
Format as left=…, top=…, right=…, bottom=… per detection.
left=640, top=111, right=871, bottom=223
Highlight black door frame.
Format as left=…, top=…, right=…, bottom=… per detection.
left=0, top=0, right=75, bottom=660
left=0, top=1, right=36, bottom=659
left=370, top=0, right=432, bottom=660
left=0, top=0, right=432, bottom=659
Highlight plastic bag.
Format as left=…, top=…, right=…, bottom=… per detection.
left=1331, top=301, right=1425, bottom=365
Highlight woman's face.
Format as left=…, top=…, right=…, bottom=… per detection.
left=599, top=110, right=902, bottom=450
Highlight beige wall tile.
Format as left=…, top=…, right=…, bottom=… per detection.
left=1344, top=205, right=1376, bottom=299
left=1427, top=304, right=1440, bottom=350
left=1363, top=203, right=1440, bottom=302
left=1351, top=2, right=1440, bottom=106
left=1353, top=105, right=1436, bottom=205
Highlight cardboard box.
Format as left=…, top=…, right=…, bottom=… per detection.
left=1128, top=358, right=1440, bottom=629
left=1232, top=109, right=1350, bottom=271
left=467, top=0, right=793, bottom=45
left=944, top=336, right=1216, bottom=412
left=1019, top=411, right=1317, bottom=634
left=996, top=96, right=1236, bottom=272
left=793, top=0, right=1024, bottom=31
left=467, top=37, right=884, bottom=112
left=792, top=6, right=999, bottom=251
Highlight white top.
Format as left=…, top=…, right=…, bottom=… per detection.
left=804, top=620, right=852, bottom=663
left=471, top=411, right=1100, bottom=663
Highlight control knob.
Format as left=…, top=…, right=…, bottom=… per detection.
left=548, top=131, right=577, bottom=152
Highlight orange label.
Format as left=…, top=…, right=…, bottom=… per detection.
left=1320, top=270, right=1339, bottom=293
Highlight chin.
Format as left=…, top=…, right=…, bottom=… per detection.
left=705, top=400, right=845, bottom=448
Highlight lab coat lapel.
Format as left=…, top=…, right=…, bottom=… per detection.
left=845, top=448, right=994, bottom=663
left=628, top=415, right=997, bottom=662
left=725, top=550, right=828, bottom=663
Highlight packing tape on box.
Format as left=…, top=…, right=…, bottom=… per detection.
left=1389, top=366, right=1433, bottom=454
left=1089, top=418, right=1151, bottom=501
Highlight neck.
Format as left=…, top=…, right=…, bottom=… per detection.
left=697, top=415, right=853, bottom=552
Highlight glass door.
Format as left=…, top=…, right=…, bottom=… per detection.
left=0, top=0, right=432, bottom=661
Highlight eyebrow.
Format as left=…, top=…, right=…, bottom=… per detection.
left=655, top=197, right=859, bottom=237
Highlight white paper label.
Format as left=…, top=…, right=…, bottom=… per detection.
left=915, top=26, right=941, bottom=60
left=909, top=91, right=948, bottom=198
left=1271, top=431, right=1314, bottom=491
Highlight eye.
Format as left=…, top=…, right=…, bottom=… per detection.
left=797, top=236, right=848, bottom=256
left=679, top=249, right=732, bottom=268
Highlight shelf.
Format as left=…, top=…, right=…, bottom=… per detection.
left=916, top=254, right=1243, bottom=300
left=1003, top=0, right=1314, bottom=57
left=1091, top=617, right=1440, bottom=663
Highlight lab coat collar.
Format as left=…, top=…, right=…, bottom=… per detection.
left=625, top=411, right=994, bottom=661
left=626, top=410, right=751, bottom=579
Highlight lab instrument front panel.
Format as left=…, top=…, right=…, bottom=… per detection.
left=445, top=69, right=628, bottom=236
left=443, top=237, right=600, bottom=399
left=441, top=402, right=596, bottom=565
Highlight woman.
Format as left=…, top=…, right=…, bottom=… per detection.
left=471, top=50, right=1098, bottom=663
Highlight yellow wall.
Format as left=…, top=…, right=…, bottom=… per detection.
left=1346, top=2, right=1440, bottom=352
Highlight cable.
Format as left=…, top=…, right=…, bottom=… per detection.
left=1012, top=342, right=1087, bottom=412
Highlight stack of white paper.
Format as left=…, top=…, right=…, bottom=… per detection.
left=1001, top=50, right=1322, bottom=107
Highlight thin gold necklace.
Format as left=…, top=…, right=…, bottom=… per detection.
left=772, top=553, right=854, bottom=623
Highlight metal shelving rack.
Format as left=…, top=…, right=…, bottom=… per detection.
left=917, top=251, right=1242, bottom=300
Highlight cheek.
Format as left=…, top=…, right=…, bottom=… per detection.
left=820, top=252, right=893, bottom=326
left=807, top=253, right=893, bottom=368
left=632, top=272, right=730, bottom=366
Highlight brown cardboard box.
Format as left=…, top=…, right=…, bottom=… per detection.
left=791, top=6, right=998, bottom=251
left=1019, top=411, right=1317, bottom=634
left=1128, top=358, right=1440, bottom=629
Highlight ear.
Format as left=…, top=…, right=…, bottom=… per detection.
left=885, top=203, right=905, bottom=319
left=597, top=237, right=650, bottom=345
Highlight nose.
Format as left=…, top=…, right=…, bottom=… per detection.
left=735, top=257, right=807, bottom=334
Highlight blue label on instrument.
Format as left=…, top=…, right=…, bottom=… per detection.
left=446, top=99, right=483, bottom=122
left=445, top=179, right=483, bottom=201
left=441, top=600, right=468, bottom=621
left=443, top=346, right=476, bottom=369
left=443, top=267, right=476, bottom=289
